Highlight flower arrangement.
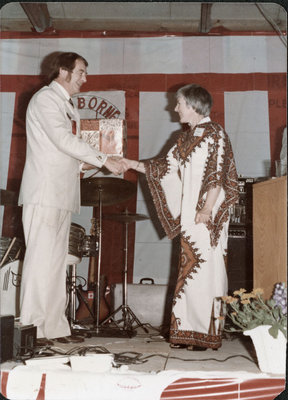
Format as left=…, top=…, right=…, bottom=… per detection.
left=222, top=282, right=287, bottom=339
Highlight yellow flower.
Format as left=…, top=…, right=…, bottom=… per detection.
left=241, top=293, right=254, bottom=300
left=233, top=288, right=247, bottom=296
left=227, top=297, right=238, bottom=304
left=217, top=316, right=225, bottom=320
left=231, top=312, right=237, bottom=316
left=241, top=299, right=250, bottom=304
left=222, top=295, right=238, bottom=304
left=252, top=288, right=264, bottom=296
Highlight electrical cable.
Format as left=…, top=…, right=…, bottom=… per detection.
left=14, top=342, right=255, bottom=368
left=139, top=353, right=255, bottom=364
left=255, top=3, right=287, bottom=47
left=114, top=351, right=148, bottom=366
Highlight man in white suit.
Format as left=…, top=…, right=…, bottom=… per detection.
left=18, top=52, right=123, bottom=344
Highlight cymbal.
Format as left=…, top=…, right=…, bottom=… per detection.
left=0, top=189, right=19, bottom=206
left=103, top=212, right=149, bottom=223
left=81, top=177, right=136, bottom=207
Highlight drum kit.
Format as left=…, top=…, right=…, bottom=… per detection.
left=1, top=178, right=150, bottom=338
left=0, top=190, right=24, bottom=318
left=0, top=237, right=23, bottom=317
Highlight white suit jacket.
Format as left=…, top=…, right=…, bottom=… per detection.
left=18, top=81, right=107, bottom=213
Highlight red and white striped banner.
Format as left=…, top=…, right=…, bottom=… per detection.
left=0, top=32, right=286, bottom=284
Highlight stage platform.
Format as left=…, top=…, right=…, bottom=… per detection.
left=1, top=327, right=286, bottom=400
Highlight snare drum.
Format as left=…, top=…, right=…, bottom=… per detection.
left=0, top=260, right=22, bottom=317
left=67, top=223, right=86, bottom=265
left=0, top=237, right=24, bottom=266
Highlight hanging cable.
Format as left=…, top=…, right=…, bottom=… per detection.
left=255, top=3, right=287, bottom=47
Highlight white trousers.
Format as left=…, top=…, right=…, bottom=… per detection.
left=20, top=205, right=71, bottom=339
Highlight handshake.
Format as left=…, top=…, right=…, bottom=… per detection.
left=105, top=157, right=144, bottom=175
left=82, top=157, right=144, bottom=176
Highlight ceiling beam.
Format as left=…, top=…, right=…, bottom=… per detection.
left=20, top=2, right=52, bottom=33
left=199, top=3, right=213, bottom=33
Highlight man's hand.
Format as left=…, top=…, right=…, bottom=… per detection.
left=104, top=156, right=125, bottom=175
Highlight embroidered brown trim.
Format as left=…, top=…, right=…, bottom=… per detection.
left=144, top=158, right=181, bottom=239
left=195, top=123, right=239, bottom=247
left=172, top=128, right=209, bottom=165
left=173, top=234, right=205, bottom=305
left=169, top=329, right=222, bottom=349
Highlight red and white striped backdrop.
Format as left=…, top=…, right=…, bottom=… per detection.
left=0, top=31, right=286, bottom=285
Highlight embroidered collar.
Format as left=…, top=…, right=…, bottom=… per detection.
left=197, top=116, right=211, bottom=126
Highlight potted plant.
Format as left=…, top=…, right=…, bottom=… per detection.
left=221, top=283, right=287, bottom=374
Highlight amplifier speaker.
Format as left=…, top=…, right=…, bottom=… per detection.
left=13, top=322, right=37, bottom=358
left=0, top=315, right=14, bottom=363
left=227, top=231, right=253, bottom=295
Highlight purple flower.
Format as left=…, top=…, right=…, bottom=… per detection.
left=272, top=282, right=287, bottom=315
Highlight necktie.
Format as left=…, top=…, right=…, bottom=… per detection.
left=68, top=99, right=77, bottom=135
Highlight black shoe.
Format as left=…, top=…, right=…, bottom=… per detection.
left=187, top=345, right=207, bottom=351
left=169, top=343, right=187, bottom=349
left=55, top=335, right=84, bottom=344
left=36, top=338, right=54, bottom=347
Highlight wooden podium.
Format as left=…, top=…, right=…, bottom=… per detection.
left=253, top=176, right=287, bottom=299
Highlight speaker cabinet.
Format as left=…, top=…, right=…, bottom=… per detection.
left=0, top=315, right=14, bottom=363
left=227, top=229, right=253, bottom=295
left=13, top=322, right=37, bottom=358
left=228, top=178, right=254, bottom=295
